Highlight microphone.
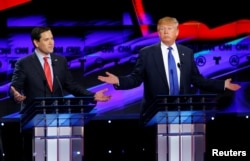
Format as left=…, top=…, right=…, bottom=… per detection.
left=52, top=58, right=57, bottom=66
left=55, top=75, right=64, bottom=99
left=177, top=63, right=181, bottom=68
left=177, top=61, right=183, bottom=69
left=42, top=80, right=47, bottom=105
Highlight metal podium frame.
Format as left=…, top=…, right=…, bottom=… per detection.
left=142, top=94, right=217, bottom=161
left=20, top=97, right=96, bottom=161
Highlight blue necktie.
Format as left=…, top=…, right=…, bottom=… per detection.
left=168, top=47, right=179, bottom=95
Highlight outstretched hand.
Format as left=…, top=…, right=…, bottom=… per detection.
left=98, top=72, right=119, bottom=85
left=225, top=78, right=241, bottom=91
left=94, top=88, right=111, bottom=102
left=10, top=86, right=26, bottom=102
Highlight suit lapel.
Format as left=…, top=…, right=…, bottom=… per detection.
left=50, top=54, right=58, bottom=90
left=176, top=45, right=185, bottom=65
left=32, top=53, right=57, bottom=91
left=153, top=43, right=169, bottom=88
left=176, top=45, right=185, bottom=94
left=31, top=53, right=46, bottom=80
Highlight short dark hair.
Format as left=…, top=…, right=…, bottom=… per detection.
left=31, top=26, right=51, bottom=42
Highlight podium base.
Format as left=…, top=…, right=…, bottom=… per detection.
left=157, top=123, right=206, bottom=161
left=33, top=126, right=84, bottom=161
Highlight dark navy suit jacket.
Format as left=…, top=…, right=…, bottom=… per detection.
left=10, top=52, right=94, bottom=109
left=116, top=43, right=225, bottom=113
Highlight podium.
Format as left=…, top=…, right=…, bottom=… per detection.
left=20, top=97, right=96, bottom=161
left=142, top=94, right=217, bottom=161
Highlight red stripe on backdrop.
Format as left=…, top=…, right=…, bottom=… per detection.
left=0, top=0, right=31, bottom=11
left=178, top=19, right=250, bottom=40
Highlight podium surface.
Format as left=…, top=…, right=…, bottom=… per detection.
left=20, top=97, right=96, bottom=161
left=20, top=97, right=96, bottom=129
left=142, top=94, right=217, bottom=161
left=143, top=94, right=217, bottom=125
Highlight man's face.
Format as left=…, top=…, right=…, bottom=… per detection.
left=158, top=23, right=179, bottom=46
left=34, top=30, right=54, bottom=55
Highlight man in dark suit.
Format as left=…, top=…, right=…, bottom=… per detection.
left=9, top=26, right=111, bottom=108
left=98, top=16, right=241, bottom=115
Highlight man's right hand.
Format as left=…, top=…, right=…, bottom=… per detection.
left=98, top=71, right=119, bottom=85
left=11, top=86, right=26, bottom=102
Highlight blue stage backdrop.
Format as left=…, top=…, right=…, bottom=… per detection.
left=0, top=0, right=249, bottom=120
